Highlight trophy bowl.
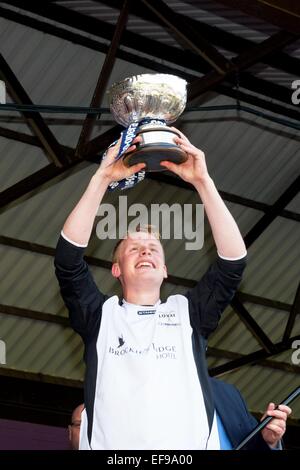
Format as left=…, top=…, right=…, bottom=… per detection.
left=108, top=74, right=188, bottom=171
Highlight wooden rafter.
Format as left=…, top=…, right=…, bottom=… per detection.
left=2, top=304, right=299, bottom=374
left=283, top=283, right=300, bottom=342
left=0, top=235, right=296, bottom=315
left=237, top=292, right=291, bottom=312
left=146, top=174, right=300, bottom=222
left=0, top=126, right=40, bottom=147
left=208, top=346, right=300, bottom=374
left=0, top=125, right=121, bottom=211
left=0, top=54, right=69, bottom=168
left=2, top=2, right=299, bottom=116
left=142, top=0, right=231, bottom=74
left=0, top=304, right=69, bottom=327
left=230, top=296, right=275, bottom=353
left=211, top=0, right=300, bottom=35
left=0, top=129, right=299, bottom=219
left=188, top=29, right=298, bottom=101
left=75, top=0, right=131, bottom=158
left=209, top=334, right=300, bottom=376
left=244, top=175, right=300, bottom=248
left=99, top=0, right=300, bottom=77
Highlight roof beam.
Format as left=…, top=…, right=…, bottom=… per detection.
left=0, top=125, right=299, bottom=220
left=75, top=0, right=131, bottom=158
left=0, top=126, right=40, bottom=147
left=3, top=2, right=299, bottom=114
left=0, top=125, right=120, bottom=212
left=244, top=175, right=300, bottom=247
left=0, top=235, right=196, bottom=289
left=142, top=0, right=231, bottom=74
left=283, top=283, right=300, bottom=342
left=212, top=0, right=300, bottom=35
left=188, top=29, right=298, bottom=101
left=99, top=0, right=300, bottom=76
left=208, top=346, right=300, bottom=374
left=0, top=372, right=299, bottom=433
left=0, top=126, right=75, bottom=155
left=0, top=164, right=70, bottom=211
left=84, top=124, right=123, bottom=158
left=0, top=54, right=69, bottom=167
left=3, top=304, right=298, bottom=375
left=0, top=236, right=297, bottom=313
left=0, top=304, right=69, bottom=327
left=218, top=83, right=300, bottom=123
left=230, top=296, right=275, bottom=353
left=0, top=370, right=83, bottom=428
left=209, top=334, right=300, bottom=376
left=237, top=292, right=291, bottom=312
left=146, top=173, right=300, bottom=222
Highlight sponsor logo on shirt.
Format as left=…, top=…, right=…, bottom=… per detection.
left=108, top=340, right=177, bottom=360
left=158, top=310, right=181, bottom=327
left=117, top=335, right=125, bottom=348
left=137, top=309, right=156, bottom=315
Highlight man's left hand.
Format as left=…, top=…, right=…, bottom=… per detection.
left=261, top=403, right=292, bottom=448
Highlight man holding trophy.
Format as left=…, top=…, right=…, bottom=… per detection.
left=54, top=74, right=265, bottom=449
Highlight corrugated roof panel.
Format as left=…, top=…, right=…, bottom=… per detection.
left=208, top=308, right=261, bottom=353
left=245, top=217, right=300, bottom=304
left=0, top=313, right=84, bottom=379
left=221, top=365, right=300, bottom=417
left=249, top=304, right=300, bottom=344
left=57, top=0, right=281, bottom=42
left=0, top=140, right=48, bottom=192
left=0, top=3, right=299, bottom=428
left=286, top=192, right=300, bottom=213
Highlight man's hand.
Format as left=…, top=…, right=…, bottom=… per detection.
left=97, top=136, right=145, bottom=184
left=160, top=128, right=209, bottom=186
left=261, top=403, right=292, bottom=448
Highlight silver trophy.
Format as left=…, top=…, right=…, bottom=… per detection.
left=108, top=74, right=188, bottom=171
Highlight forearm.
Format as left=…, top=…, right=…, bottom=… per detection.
left=194, top=176, right=246, bottom=258
left=62, top=169, right=110, bottom=246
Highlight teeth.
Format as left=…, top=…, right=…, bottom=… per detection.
left=137, top=262, right=153, bottom=268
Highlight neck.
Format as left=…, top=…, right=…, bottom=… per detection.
left=122, top=284, right=160, bottom=306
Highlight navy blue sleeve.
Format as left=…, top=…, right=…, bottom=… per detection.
left=54, top=235, right=107, bottom=340
left=210, top=377, right=271, bottom=450
left=233, top=387, right=273, bottom=451
left=186, top=255, right=247, bottom=338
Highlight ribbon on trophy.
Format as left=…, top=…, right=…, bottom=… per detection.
left=103, top=118, right=166, bottom=191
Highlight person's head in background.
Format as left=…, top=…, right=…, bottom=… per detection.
left=68, top=403, right=84, bottom=450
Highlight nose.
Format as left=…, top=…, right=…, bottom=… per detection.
left=140, top=246, right=151, bottom=256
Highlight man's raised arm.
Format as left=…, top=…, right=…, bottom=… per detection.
left=160, top=129, right=246, bottom=259
left=62, top=138, right=145, bottom=246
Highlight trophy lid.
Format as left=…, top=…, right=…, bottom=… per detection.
left=108, top=74, right=187, bottom=127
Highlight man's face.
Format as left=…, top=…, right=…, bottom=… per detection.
left=112, top=232, right=167, bottom=288
left=68, top=404, right=84, bottom=450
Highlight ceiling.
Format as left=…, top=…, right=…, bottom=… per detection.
left=0, top=0, right=299, bottom=449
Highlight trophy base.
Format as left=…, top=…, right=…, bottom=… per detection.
left=123, top=145, right=187, bottom=172
left=123, top=126, right=188, bottom=172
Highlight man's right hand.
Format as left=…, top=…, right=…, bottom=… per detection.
left=97, top=136, right=145, bottom=184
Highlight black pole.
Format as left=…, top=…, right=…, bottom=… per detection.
left=235, top=386, right=300, bottom=450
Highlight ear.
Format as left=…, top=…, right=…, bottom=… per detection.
left=68, top=425, right=72, bottom=442
left=163, top=265, right=168, bottom=279
left=112, top=262, right=121, bottom=279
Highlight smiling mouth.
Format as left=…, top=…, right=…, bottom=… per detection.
left=135, top=261, right=155, bottom=269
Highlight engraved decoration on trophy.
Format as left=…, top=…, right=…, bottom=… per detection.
left=108, top=74, right=188, bottom=172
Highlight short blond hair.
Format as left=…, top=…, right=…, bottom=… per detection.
left=112, top=224, right=161, bottom=263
